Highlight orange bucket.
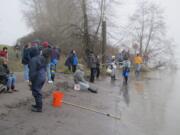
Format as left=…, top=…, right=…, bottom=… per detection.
left=52, top=91, right=64, bottom=107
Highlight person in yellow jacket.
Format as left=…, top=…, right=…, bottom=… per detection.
left=134, top=53, right=143, bottom=78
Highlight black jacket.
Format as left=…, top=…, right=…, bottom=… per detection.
left=29, top=55, right=47, bottom=81
left=22, top=48, right=31, bottom=65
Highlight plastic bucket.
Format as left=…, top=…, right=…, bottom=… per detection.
left=52, top=91, right=64, bottom=107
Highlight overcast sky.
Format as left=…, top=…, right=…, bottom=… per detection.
left=0, top=0, right=180, bottom=49
left=0, top=0, right=30, bottom=45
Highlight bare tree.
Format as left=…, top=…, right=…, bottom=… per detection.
left=128, top=0, right=171, bottom=64
left=21, top=0, right=121, bottom=59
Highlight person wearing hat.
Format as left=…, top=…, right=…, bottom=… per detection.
left=29, top=48, right=52, bottom=112
left=41, top=41, right=53, bottom=83
left=42, top=41, right=49, bottom=48
left=74, top=64, right=97, bottom=93
left=29, top=42, right=40, bottom=59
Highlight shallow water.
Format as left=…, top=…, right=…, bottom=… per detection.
left=116, top=69, right=180, bottom=135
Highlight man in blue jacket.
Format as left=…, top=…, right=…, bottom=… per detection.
left=29, top=48, right=51, bottom=112
left=71, top=50, right=78, bottom=73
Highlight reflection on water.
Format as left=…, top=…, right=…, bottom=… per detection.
left=120, top=83, right=130, bottom=106
left=134, top=81, right=144, bottom=93
left=97, top=69, right=180, bottom=135
left=119, top=69, right=180, bottom=135
left=158, top=70, right=180, bottom=135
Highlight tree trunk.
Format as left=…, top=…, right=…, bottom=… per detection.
left=82, top=0, right=90, bottom=51
left=102, top=20, right=106, bottom=64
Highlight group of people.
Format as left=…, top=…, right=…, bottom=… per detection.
left=65, top=50, right=100, bottom=83
left=0, top=42, right=59, bottom=112
left=107, top=51, right=143, bottom=84
left=0, top=42, right=143, bottom=113
left=22, top=41, right=60, bottom=84
left=21, top=41, right=60, bottom=112
left=64, top=50, right=100, bottom=93
left=65, top=50, right=79, bottom=73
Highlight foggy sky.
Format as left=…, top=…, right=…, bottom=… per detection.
left=0, top=0, right=30, bottom=45
left=0, top=0, right=179, bottom=48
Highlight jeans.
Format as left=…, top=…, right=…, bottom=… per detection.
left=79, top=81, right=90, bottom=90
left=135, top=64, right=141, bottom=79
left=47, top=63, right=52, bottom=81
left=7, top=74, right=16, bottom=89
left=24, top=64, right=29, bottom=81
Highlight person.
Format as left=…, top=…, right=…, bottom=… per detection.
left=14, top=44, right=20, bottom=59
left=42, top=41, right=53, bottom=83
left=71, top=50, right=78, bottom=73
left=51, top=47, right=60, bottom=71
left=29, top=42, right=40, bottom=59
left=122, top=56, right=131, bottom=84
left=0, top=58, right=17, bottom=93
left=65, top=50, right=73, bottom=72
left=29, top=48, right=52, bottom=112
left=110, top=56, right=117, bottom=80
left=0, top=58, right=8, bottom=93
left=74, top=64, right=97, bottom=93
left=22, top=43, right=31, bottom=82
left=117, top=50, right=124, bottom=66
left=96, top=55, right=100, bottom=79
left=134, top=53, right=143, bottom=79
left=50, top=59, right=56, bottom=82
left=0, top=47, right=8, bottom=61
left=89, top=51, right=97, bottom=83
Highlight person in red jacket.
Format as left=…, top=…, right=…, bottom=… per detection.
left=0, top=47, right=8, bottom=60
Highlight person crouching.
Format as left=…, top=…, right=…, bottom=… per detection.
left=74, top=64, right=97, bottom=93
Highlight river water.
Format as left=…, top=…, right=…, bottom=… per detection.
left=116, top=69, right=180, bottom=135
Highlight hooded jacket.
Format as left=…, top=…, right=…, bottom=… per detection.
left=74, top=65, right=86, bottom=84
left=29, top=48, right=51, bottom=81
left=29, top=46, right=40, bottom=59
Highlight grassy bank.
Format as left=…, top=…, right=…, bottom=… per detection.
left=0, top=44, right=116, bottom=75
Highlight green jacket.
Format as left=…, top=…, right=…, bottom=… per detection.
left=0, top=58, right=7, bottom=76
